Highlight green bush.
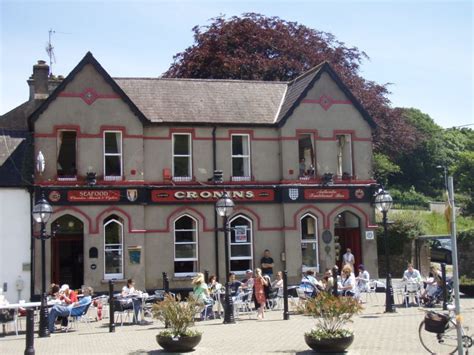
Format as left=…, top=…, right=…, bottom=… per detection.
left=390, top=187, right=430, bottom=210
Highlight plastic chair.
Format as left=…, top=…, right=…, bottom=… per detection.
left=0, top=309, right=19, bottom=336
left=67, top=302, right=92, bottom=332
left=404, top=282, right=421, bottom=307
left=233, top=291, right=253, bottom=319
left=113, top=299, right=134, bottom=326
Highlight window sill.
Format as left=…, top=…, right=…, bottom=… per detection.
left=104, top=176, right=123, bottom=181
left=57, top=176, right=77, bottom=182
left=172, top=177, right=192, bottom=182
left=100, top=278, right=126, bottom=284
left=231, top=176, right=251, bottom=182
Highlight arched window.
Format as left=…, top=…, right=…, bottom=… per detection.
left=104, top=215, right=123, bottom=279
left=174, top=215, right=198, bottom=276
left=300, top=214, right=319, bottom=272
left=229, top=215, right=253, bottom=274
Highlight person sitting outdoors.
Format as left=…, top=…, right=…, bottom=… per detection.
left=192, top=273, right=214, bottom=320
left=241, top=269, right=254, bottom=290
left=355, top=264, right=370, bottom=292
left=402, top=263, right=422, bottom=283
left=121, top=278, right=144, bottom=324
left=271, top=271, right=283, bottom=289
left=57, top=284, right=78, bottom=328
left=207, top=275, right=222, bottom=296
left=322, top=269, right=334, bottom=293
left=300, top=270, right=323, bottom=298
left=48, top=283, right=60, bottom=300
left=228, top=273, right=243, bottom=297
left=338, top=265, right=356, bottom=297
left=48, top=287, right=93, bottom=333
left=421, top=265, right=443, bottom=305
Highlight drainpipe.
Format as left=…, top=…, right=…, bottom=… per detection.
left=29, top=185, right=35, bottom=301
left=212, top=126, right=219, bottom=280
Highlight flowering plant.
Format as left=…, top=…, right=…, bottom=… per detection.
left=152, top=294, right=201, bottom=337
left=302, top=292, right=362, bottom=340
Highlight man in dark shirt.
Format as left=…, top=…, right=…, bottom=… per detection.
left=260, top=249, right=274, bottom=277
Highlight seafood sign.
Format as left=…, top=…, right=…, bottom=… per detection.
left=67, top=190, right=121, bottom=202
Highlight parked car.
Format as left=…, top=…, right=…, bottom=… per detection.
left=430, top=239, right=452, bottom=264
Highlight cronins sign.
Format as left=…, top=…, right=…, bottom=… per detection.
left=151, top=189, right=275, bottom=203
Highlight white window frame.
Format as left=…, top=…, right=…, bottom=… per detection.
left=103, top=131, right=123, bottom=181
left=300, top=213, right=319, bottom=273
left=231, top=134, right=251, bottom=181
left=336, top=134, right=352, bottom=178
left=174, top=214, right=198, bottom=277
left=229, top=215, right=253, bottom=275
left=104, top=217, right=124, bottom=280
left=172, top=133, right=192, bottom=181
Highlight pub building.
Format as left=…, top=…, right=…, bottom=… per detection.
left=26, top=52, right=379, bottom=293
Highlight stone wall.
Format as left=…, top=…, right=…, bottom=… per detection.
left=458, top=236, right=474, bottom=278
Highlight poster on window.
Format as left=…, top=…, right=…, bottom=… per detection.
left=235, top=226, right=247, bottom=243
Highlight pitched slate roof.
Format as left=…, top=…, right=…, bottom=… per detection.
left=114, top=78, right=287, bottom=124
left=0, top=99, right=44, bottom=131
left=0, top=129, right=33, bottom=187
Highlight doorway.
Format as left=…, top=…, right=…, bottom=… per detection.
left=51, top=215, right=84, bottom=290
left=334, top=211, right=361, bottom=270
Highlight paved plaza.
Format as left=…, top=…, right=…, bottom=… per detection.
left=1, top=292, right=473, bottom=354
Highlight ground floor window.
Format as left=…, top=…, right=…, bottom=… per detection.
left=229, top=215, right=253, bottom=274
left=301, top=214, right=319, bottom=272
left=174, top=215, right=198, bottom=276
left=104, top=215, right=123, bottom=279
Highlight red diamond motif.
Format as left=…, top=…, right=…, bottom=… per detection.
left=80, top=88, right=99, bottom=105
left=319, top=95, right=333, bottom=111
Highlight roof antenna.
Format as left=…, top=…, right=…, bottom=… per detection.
left=45, top=29, right=56, bottom=76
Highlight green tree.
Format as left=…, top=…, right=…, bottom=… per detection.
left=164, top=13, right=418, bottom=159
left=373, top=152, right=400, bottom=187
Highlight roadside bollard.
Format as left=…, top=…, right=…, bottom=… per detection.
left=24, top=308, right=35, bottom=355
left=332, top=266, right=339, bottom=296
left=441, top=263, right=448, bottom=310
left=283, top=270, right=289, bottom=320
left=204, top=270, right=209, bottom=284
left=108, top=280, right=115, bottom=333
left=162, top=272, right=170, bottom=294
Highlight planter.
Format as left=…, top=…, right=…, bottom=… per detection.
left=460, top=285, right=474, bottom=297
left=156, top=334, right=202, bottom=352
left=304, top=333, right=354, bottom=353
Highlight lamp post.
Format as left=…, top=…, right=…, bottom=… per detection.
left=32, top=195, right=56, bottom=337
left=374, top=189, right=395, bottom=313
left=215, top=191, right=235, bottom=324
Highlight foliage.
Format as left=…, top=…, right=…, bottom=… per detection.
left=390, top=186, right=430, bottom=210
left=376, top=211, right=425, bottom=254
left=302, top=292, right=362, bottom=339
left=152, top=294, right=201, bottom=337
left=458, top=229, right=474, bottom=243
left=460, top=275, right=474, bottom=286
left=373, top=153, right=400, bottom=187
left=163, top=13, right=418, bottom=159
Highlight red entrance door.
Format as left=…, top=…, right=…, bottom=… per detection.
left=334, top=227, right=361, bottom=270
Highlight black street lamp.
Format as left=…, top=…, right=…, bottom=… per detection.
left=215, top=191, right=235, bottom=324
left=32, top=195, right=57, bottom=337
left=374, top=189, right=395, bottom=313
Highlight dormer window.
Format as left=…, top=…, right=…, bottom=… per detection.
left=57, top=130, right=77, bottom=180
left=104, top=131, right=122, bottom=181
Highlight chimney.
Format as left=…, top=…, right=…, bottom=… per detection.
left=27, top=60, right=50, bottom=100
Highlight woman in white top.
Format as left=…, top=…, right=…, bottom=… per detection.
left=121, top=278, right=142, bottom=323
left=339, top=265, right=356, bottom=297
left=356, top=264, right=370, bottom=292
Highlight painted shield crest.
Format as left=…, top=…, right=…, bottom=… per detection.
left=289, top=188, right=299, bottom=201
left=126, top=189, right=138, bottom=202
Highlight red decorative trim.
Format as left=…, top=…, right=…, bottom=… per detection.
left=291, top=205, right=327, bottom=230
left=146, top=206, right=213, bottom=233
left=302, top=95, right=351, bottom=111
left=58, top=88, right=120, bottom=105
left=232, top=206, right=283, bottom=231
left=95, top=207, right=144, bottom=234
left=326, top=203, right=376, bottom=229
left=51, top=207, right=93, bottom=234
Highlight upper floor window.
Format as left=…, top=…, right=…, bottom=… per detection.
left=231, top=134, right=251, bottom=180
left=298, top=134, right=315, bottom=179
left=172, top=133, right=192, bottom=181
left=104, top=215, right=124, bottom=279
left=229, top=215, right=253, bottom=274
left=174, top=215, right=198, bottom=276
left=336, top=134, right=352, bottom=178
left=104, top=131, right=122, bottom=180
left=57, top=130, right=77, bottom=179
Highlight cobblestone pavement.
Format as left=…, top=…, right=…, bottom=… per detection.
left=1, top=293, right=473, bottom=354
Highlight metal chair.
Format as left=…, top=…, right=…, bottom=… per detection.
left=233, top=291, right=253, bottom=319
left=113, top=299, right=135, bottom=326
left=404, top=282, right=421, bottom=307
left=66, top=301, right=92, bottom=332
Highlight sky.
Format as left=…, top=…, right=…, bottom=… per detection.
left=0, top=0, right=472, bottom=129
